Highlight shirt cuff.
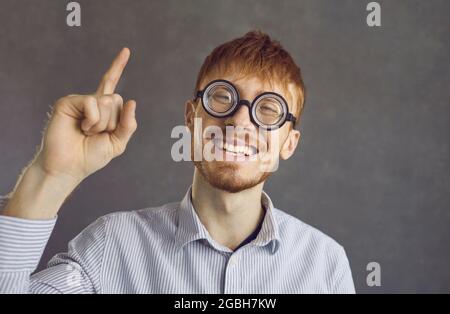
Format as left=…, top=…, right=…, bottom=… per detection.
left=0, top=211, right=57, bottom=272
left=0, top=195, right=9, bottom=210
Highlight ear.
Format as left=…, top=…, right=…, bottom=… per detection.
left=185, top=100, right=197, bottom=131
left=280, top=129, right=301, bottom=160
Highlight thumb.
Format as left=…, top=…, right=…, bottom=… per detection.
left=111, top=100, right=137, bottom=151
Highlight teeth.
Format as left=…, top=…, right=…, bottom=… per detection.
left=216, top=140, right=256, bottom=156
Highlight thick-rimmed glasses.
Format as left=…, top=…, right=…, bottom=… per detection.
left=195, top=79, right=296, bottom=131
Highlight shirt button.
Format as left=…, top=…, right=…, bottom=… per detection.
left=229, top=255, right=239, bottom=267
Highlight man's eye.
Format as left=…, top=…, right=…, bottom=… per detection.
left=213, top=93, right=231, bottom=103
left=259, top=105, right=280, bottom=116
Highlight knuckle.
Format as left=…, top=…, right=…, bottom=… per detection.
left=84, top=95, right=97, bottom=107
left=53, top=97, right=71, bottom=114
left=99, top=96, right=113, bottom=108
left=55, top=96, right=70, bottom=107
left=113, top=93, right=123, bottom=104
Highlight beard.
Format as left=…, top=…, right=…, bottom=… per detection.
left=193, top=160, right=272, bottom=193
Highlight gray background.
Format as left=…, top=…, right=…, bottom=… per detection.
left=0, top=0, right=449, bottom=293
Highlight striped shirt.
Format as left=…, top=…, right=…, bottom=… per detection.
left=0, top=187, right=355, bottom=294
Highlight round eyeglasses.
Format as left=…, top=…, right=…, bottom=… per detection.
left=195, top=79, right=297, bottom=131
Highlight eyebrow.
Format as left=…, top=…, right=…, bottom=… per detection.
left=235, top=85, right=269, bottom=97
left=254, top=89, right=266, bottom=95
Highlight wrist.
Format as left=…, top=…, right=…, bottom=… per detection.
left=2, top=161, right=81, bottom=220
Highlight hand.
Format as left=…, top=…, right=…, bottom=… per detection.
left=35, top=47, right=137, bottom=181
left=2, top=48, right=137, bottom=220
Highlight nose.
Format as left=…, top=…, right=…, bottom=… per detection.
left=224, top=102, right=255, bottom=130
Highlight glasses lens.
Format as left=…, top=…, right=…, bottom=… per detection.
left=206, top=85, right=236, bottom=114
left=254, top=96, right=285, bottom=126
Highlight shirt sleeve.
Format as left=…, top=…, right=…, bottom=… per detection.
left=331, top=245, right=356, bottom=294
left=0, top=196, right=107, bottom=294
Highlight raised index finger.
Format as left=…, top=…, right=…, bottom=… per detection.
left=96, top=47, right=131, bottom=95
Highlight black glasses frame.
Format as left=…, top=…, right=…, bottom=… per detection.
left=194, top=79, right=297, bottom=131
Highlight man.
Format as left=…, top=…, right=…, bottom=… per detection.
left=0, top=31, right=355, bottom=293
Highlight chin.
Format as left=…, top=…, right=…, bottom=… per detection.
left=194, top=160, right=272, bottom=193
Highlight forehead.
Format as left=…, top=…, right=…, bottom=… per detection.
left=200, top=73, right=298, bottom=112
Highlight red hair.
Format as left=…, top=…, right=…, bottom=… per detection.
left=195, top=30, right=306, bottom=125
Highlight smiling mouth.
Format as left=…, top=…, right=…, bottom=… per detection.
left=212, top=138, right=259, bottom=157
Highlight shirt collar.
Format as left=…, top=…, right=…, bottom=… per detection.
left=175, top=186, right=281, bottom=254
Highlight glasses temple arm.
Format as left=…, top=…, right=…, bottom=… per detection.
left=286, top=113, right=296, bottom=124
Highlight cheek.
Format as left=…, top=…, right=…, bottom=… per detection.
left=197, top=108, right=223, bottom=128
left=265, top=130, right=285, bottom=154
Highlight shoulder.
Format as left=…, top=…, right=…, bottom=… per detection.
left=273, top=207, right=344, bottom=251
left=75, top=201, right=181, bottom=244
left=272, top=208, right=355, bottom=293
left=99, top=201, right=180, bottom=234
left=272, top=208, right=350, bottom=273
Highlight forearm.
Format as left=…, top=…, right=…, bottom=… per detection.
left=1, top=158, right=81, bottom=220
left=0, top=162, right=98, bottom=294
